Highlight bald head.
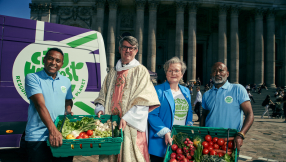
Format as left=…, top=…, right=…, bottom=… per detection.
left=211, top=62, right=229, bottom=87
left=211, top=62, right=228, bottom=72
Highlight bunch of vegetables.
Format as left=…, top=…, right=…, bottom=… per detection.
left=56, top=117, right=117, bottom=139
left=169, top=132, right=196, bottom=162
left=168, top=133, right=236, bottom=162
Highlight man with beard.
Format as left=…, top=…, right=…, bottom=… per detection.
left=200, top=62, right=254, bottom=151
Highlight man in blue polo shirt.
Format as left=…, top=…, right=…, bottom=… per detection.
left=25, top=48, right=73, bottom=162
left=200, top=62, right=254, bottom=151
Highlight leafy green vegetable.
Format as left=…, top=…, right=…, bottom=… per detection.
left=173, top=132, right=190, bottom=148
left=201, top=155, right=227, bottom=162
left=194, top=143, right=203, bottom=162
left=57, top=117, right=96, bottom=138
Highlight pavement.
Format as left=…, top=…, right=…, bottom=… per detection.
left=1, top=114, right=285, bottom=162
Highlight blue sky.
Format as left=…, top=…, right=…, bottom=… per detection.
left=0, top=0, right=31, bottom=19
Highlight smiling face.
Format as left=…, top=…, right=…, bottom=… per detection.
left=119, top=40, right=138, bottom=64
left=43, top=50, right=63, bottom=79
left=166, top=63, right=183, bottom=85
left=211, top=62, right=229, bottom=87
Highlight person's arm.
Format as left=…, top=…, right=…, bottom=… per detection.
left=30, top=94, right=63, bottom=147
left=234, top=101, right=254, bottom=151
left=65, top=99, right=73, bottom=115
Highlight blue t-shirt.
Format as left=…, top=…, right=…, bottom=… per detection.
left=25, top=70, right=73, bottom=141
left=202, top=81, right=250, bottom=131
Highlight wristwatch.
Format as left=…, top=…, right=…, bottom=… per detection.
left=237, top=132, right=245, bottom=140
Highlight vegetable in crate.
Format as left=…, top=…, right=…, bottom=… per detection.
left=57, top=117, right=117, bottom=139
left=193, top=135, right=203, bottom=148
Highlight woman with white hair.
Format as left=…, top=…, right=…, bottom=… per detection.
left=148, top=57, right=193, bottom=162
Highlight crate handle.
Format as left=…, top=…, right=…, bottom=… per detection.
left=99, top=143, right=101, bottom=148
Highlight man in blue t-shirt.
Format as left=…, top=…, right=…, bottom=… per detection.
left=200, top=62, right=254, bottom=151
left=25, top=48, right=73, bottom=162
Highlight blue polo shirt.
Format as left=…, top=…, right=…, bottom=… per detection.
left=25, top=70, right=73, bottom=141
left=202, top=81, right=250, bottom=131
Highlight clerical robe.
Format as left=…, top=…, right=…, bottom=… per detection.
left=94, top=59, right=160, bottom=162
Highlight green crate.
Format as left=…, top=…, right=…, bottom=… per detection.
left=47, top=115, right=123, bottom=157
left=163, top=125, right=238, bottom=162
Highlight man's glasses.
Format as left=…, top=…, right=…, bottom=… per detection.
left=121, top=45, right=137, bottom=51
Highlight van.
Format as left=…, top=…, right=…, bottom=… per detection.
left=0, top=15, right=107, bottom=148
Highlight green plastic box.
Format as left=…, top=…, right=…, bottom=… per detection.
left=47, top=115, right=123, bottom=157
left=163, top=125, right=238, bottom=162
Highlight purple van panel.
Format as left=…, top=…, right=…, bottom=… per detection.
left=96, top=63, right=101, bottom=91
left=0, top=134, right=22, bottom=147
left=4, top=16, right=36, bottom=29
left=44, top=22, right=91, bottom=38
left=3, top=25, right=35, bottom=43
left=0, top=96, right=29, bottom=122
left=44, top=31, right=74, bottom=42
left=92, top=49, right=99, bottom=55
left=85, top=62, right=99, bottom=92
left=0, top=41, right=30, bottom=82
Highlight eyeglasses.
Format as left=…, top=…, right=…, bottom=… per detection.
left=167, top=70, right=181, bottom=74
left=121, top=45, right=137, bottom=51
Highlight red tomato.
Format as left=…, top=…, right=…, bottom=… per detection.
left=208, top=141, right=214, bottom=146
left=76, top=136, right=82, bottom=139
left=176, top=148, right=183, bottom=154
left=210, top=150, right=217, bottom=156
left=218, top=152, right=224, bottom=157
left=86, top=130, right=93, bottom=136
left=228, top=141, right=234, bottom=149
left=186, top=138, right=190, bottom=141
left=217, top=138, right=225, bottom=146
left=184, top=141, right=188, bottom=144
left=212, top=137, right=218, bottom=143
left=169, top=159, right=177, bottom=162
left=80, top=144, right=82, bottom=149
left=222, top=144, right=227, bottom=151
left=171, top=144, right=178, bottom=151
left=205, top=135, right=212, bottom=142
left=202, top=141, right=209, bottom=149
left=170, top=153, right=177, bottom=159
left=82, top=134, right=89, bottom=139
left=202, top=148, right=209, bottom=155
left=208, top=146, right=214, bottom=151
left=176, top=154, right=184, bottom=160
left=79, top=132, right=86, bottom=137
left=213, top=144, right=220, bottom=149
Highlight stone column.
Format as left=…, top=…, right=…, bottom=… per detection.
left=135, top=0, right=146, bottom=64
left=283, top=19, right=286, bottom=86
left=230, top=6, right=239, bottom=83
left=265, top=9, right=276, bottom=88
left=96, top=0, right=105, bottom=33
left=247, top=17, right=255, bottom=84
left=187, top=3, right=197, bottom=82
left=147, top=1, right=158, bottom=72
left=175, top=1, right=186, bottom=61
left=107, top=0, right=118, bottom=68
left=254, top=8, right=264, bottom=85
left=218, top=5, right=228, bottom=65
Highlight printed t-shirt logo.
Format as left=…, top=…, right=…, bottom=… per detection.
left=174, top=98, right=188, bottom=120
left=225, top=96, right=233, bottom=104
left=61, top=86, right=67, bottom=93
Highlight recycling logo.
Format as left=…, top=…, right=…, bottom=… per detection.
left=12, top=24, right=101, bottom=115
left=174, top=98, right=189, bottom=120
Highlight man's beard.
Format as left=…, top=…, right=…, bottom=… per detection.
left=212, top=75, right=227, bottom=84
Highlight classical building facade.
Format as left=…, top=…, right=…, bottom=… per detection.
left=30, top=0, right=286, bottom=87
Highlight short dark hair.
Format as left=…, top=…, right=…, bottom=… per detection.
left=196, top=86, right=200, bottom=90
left=45, top=48, right=64, bottom=58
